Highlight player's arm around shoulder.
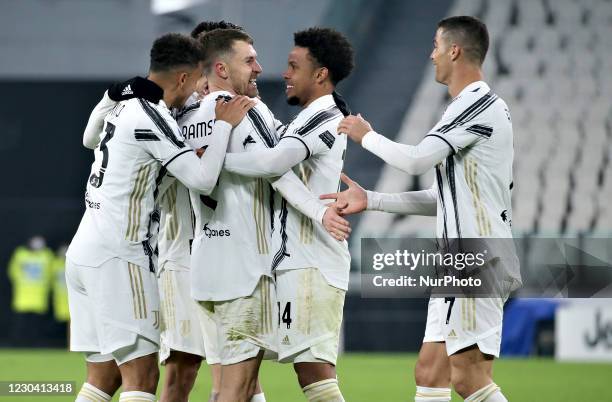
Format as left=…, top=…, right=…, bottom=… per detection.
left=163, top=96, right=255, bottom=194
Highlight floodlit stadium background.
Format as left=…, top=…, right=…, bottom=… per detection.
left=0, top=0, right=610, bottom=401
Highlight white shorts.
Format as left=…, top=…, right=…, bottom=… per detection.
left=85, top=336, right=158, bottom=366
left=158, top=266, right=220, bottom=365
left=202, top=275, right=277, bottom=365
left=66, top=258, right=160, bottom=362
left=423, top=297, right=505, bottom=357
left=276, top=268, right=345, bottom=365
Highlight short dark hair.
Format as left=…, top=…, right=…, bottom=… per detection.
left=293, top=27, right=354, bottom=85
left=149, top=33, right=204, bottom=72
left=199, top=28, right=254, bottom=74
left=437, top=16, right=489, bottom=65
left=190, top=20, right=244, bottom=38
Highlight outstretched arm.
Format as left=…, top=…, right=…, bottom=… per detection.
left=338, top=114, right=451, bottom=175
left=83, top=91, right=116, bottom=149
left=223, top=137, right=307, bottom=178
left=271, top=171, right=351, bottom=241
left=320, top=173, right=437, bottom=216
left=164, top=96, right=256, bottom=195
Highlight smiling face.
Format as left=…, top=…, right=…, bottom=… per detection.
left=430, top=27, right=453, bottom=85
left=283, top=46, right=319, bottom=106
left=225, top=40, right=262, bottom=97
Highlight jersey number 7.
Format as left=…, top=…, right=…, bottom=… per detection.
left=89, top=122, right=115, bottom=188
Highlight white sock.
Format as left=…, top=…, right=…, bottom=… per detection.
left=464, top=383, right=508, bottom=402
left=303, top=379, right=345, bottom=402
left=250, top=392, right=266, bottom=402
left=118, top=391, right=156, bottom=402
left=76, top=383, right=112, bottom=402
left=415, top=385, right=451, bottom=401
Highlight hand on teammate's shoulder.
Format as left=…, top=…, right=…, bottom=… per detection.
left=338, top=113, right=373, bottom=144
left=214, top=95, right=256, bottom=127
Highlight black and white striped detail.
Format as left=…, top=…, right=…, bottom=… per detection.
left=435, top=166, right=450, bottom=250
left=438, top=91, right=499, bottom=134
left=138, top=99, right=186, bottom=148
left=445, top=156, right=462, bottom=239
left=153, top=166, right=167, bottom=200
left=134, top=129, right=160, bottom=142
left=319, top=130, right=336, bottom=149
left=247, top=108, right=277, bottom=148
left=175, top=101, right=201, bottom=119
left=271, top=199, right=289, bottom=271
left=294, top=105, right=341, bottom=137
left=465, top=124, right=493, bottom=138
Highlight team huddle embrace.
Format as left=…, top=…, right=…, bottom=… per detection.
left=67, top=15, right=514, bottom=402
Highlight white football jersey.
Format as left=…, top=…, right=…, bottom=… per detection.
left=158, top=179, right=193, bottom=270
left=178, top=91, right=279, bottom=301
left=425, top=81, right=514, bottom=241
left=67, top=98, right=190, bottom=271
left=272, top=94, right=351, bottom=290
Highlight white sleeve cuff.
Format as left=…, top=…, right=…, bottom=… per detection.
left=316, top=206, right=328, bottom=225
left=366, top=190, right=381, bottom=211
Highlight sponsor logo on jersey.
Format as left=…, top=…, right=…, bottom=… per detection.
left=281, top=335, right=291, bottom=345
left=84, top=191, right=101, bottom=209
left=121, top=84, right=133, bottom=96
left=447, top=329, right=457, bottom=339
left=203, top=223, right=231, bottom=238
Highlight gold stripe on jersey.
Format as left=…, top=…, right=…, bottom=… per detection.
left=465, top=158, right=492, bottom=236
left=252, top=179, right=268, bottom=254
left=164, top=181, right=179, bottom=240
left=298, top=165, right=314, bottom=244
left=161, top=271, right=176, bottom=331
left=128, top=263, right=145, bottom=319
left=266, top=277, right=272, bottom=333
left=461, top=298, right=476, bottom=331
left=136, top=264, right=147, bottom=318
left=260, top=276, right=272, bottom=334
left=126, top=164, right=151, bottom=241
left=127, top=262, right=139, bottom=319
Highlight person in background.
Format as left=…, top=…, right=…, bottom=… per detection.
left=52, top=244, right=70, bottom=328
left=8, top=235, right=55, bottom=346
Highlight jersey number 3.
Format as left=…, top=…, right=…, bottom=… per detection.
left=89, top=122, right=115, bottom=188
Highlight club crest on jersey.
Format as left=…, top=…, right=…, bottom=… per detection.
left=203, top=223, right=230, bottom=238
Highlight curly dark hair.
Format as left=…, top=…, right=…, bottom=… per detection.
left=190, top=20, right=244, bottom=38
left=149, top=33, right=204, bottom=72
left=293, top=27, right=354, bottom=85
